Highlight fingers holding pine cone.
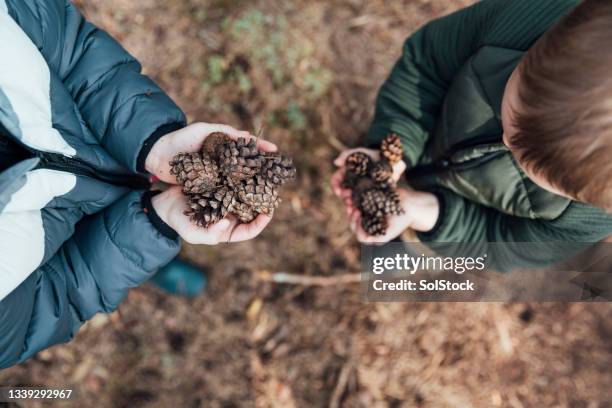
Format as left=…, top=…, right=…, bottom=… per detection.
left=342, top=151, right=372, bottom=189
left=170, top=132, right=296, bottom=228
left=342, top=134, right=405, bottom=236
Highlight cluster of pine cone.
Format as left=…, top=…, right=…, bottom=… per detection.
left=170, top=133, right=296, bottom=228
left=342, top=134, right=405, bottom=236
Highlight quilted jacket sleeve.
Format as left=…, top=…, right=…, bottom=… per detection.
left=0, top=192, right=180, bottom=369
left=366, top=0, right=499, bottom=166
left=5, top=0, right=186, bottom=173
left=416, top=189, right=612, bottom=271
left=366, top=0, right=580, bottom=167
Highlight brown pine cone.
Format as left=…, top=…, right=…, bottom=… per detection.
left=170, top=132, right=297, bottom=228
left=232, top=201, right=256, bottom=223
left=353, top=182, right=404, bottom=216
left=345, top=152, right=371, bottom=176
left=185, top=195, right=223, bottom=228
left=236, top=176, right=279, bottom=215
left=342, top=152, right=372, bottom=189
left=380, top=134, right=404, bottom=164
left=369, top=161, right=394, bottom=187
left=201, top=132, right=232, bottom=160
left=361, top=215, right=389, bottom=236
left=219, top=137, right=264, bottom=183
left=184, top=186, right=237, bottom=228
left=357, top=188, right=392, bottom=217
left=260, top=154, right=297, bottom=186
left=170, top=152, right=220, bottom=194
left=384, top=189, right=405, bottom=216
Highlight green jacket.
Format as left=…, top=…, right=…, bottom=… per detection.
left=368, top=0, right=612, bottom=243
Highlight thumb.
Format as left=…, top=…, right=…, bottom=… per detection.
left=392, top=160, right=407, bottom=181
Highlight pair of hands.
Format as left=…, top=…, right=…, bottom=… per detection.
left=146, top=123, right=440, bottom=245
left=146, top=123, right=278, bottom=245
left=331, top=147, right=440, bottom=244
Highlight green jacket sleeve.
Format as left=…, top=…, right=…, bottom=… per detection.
left=367, top=0, right=580, bottom=167
left=417, top=189, right=612, bottom=270
left=420, top=189, right=612, bottom=242
left=366, top=1, right=500, bottom=166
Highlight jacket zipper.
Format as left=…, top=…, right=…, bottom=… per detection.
left=406, top=133, right=506, bottom=179
left=0, top=130, right=150, bottom=189
left=36, top=152, right=151, bottom=190
left=406, top=150, right=507, bottom=178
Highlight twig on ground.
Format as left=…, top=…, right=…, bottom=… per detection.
left=329, top=361, right=354, bottom=408
left=319, top=107, right=347, bottom=152
left=327, top=133, right=348, bottom=152
left=256, top=271, right=361, bottom=286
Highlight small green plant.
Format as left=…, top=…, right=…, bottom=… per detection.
left=285, top=102, right=307, bottom=131
left=200, top=6, right=333, bottom=124
left=207, top=55, right=227, bottom=85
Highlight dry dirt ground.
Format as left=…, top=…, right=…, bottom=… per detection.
left=1, top=1, right=611, bottom=407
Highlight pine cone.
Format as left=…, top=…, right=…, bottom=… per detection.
left=170, top=132, right=296, bottom=228
left=201, top=132, right=232, bottom=160
left=232, top=201, right=256, bottom=223
left=345, top=152, right=371, bottom=176
left=352, top=178, right=404, bottom=216
left=384, top=189, right=404, bottom=216
left=184, top=187, right=236, bottom=228
left=219, top=137, right=264, bottom=183
left=236, top=176, right=280, bottom=215
left=260, top=154, right=297, bottom=186
left=380, top=134, right=403, bottom=164
left=185, top=195, right=223, bottom=228
left=170, top=152, right=220, bottom=194
left=357, top=188, right=387, bottom=217
left=369, top=161, right=394, bottom=187
left=362, top=215, right=388, bottom=236
left=342, top=152, right=372, bottom=189
left=357, top=188, right=403, bottom=217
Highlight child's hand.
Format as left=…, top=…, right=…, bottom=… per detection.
left=330, top=148, right=438, bottom=243
left=330, top=147, right=407, bottom=217
left=151, top=186, right=273, bottom=244
left=145, top=122, right=278, bottom=184
left=347, top=188, right=440, bottom=244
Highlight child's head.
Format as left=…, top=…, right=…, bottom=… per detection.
left=501, top=0, right=612, bottom=211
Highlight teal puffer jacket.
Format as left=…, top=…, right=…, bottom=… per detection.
left=0, top=0, right=185, bottom=368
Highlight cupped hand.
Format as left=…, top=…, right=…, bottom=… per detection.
left=151, top=186, right=273, bottom=245
left=348, top=188, right=440, bottom=244
left=347, top=188, right=413, bottom=244
left=330, top=147, right=407, bottom=216
left=145, top=122, right=278, bottom=184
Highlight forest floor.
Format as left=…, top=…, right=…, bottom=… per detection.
left=1, top=0, right=611, bottom=407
